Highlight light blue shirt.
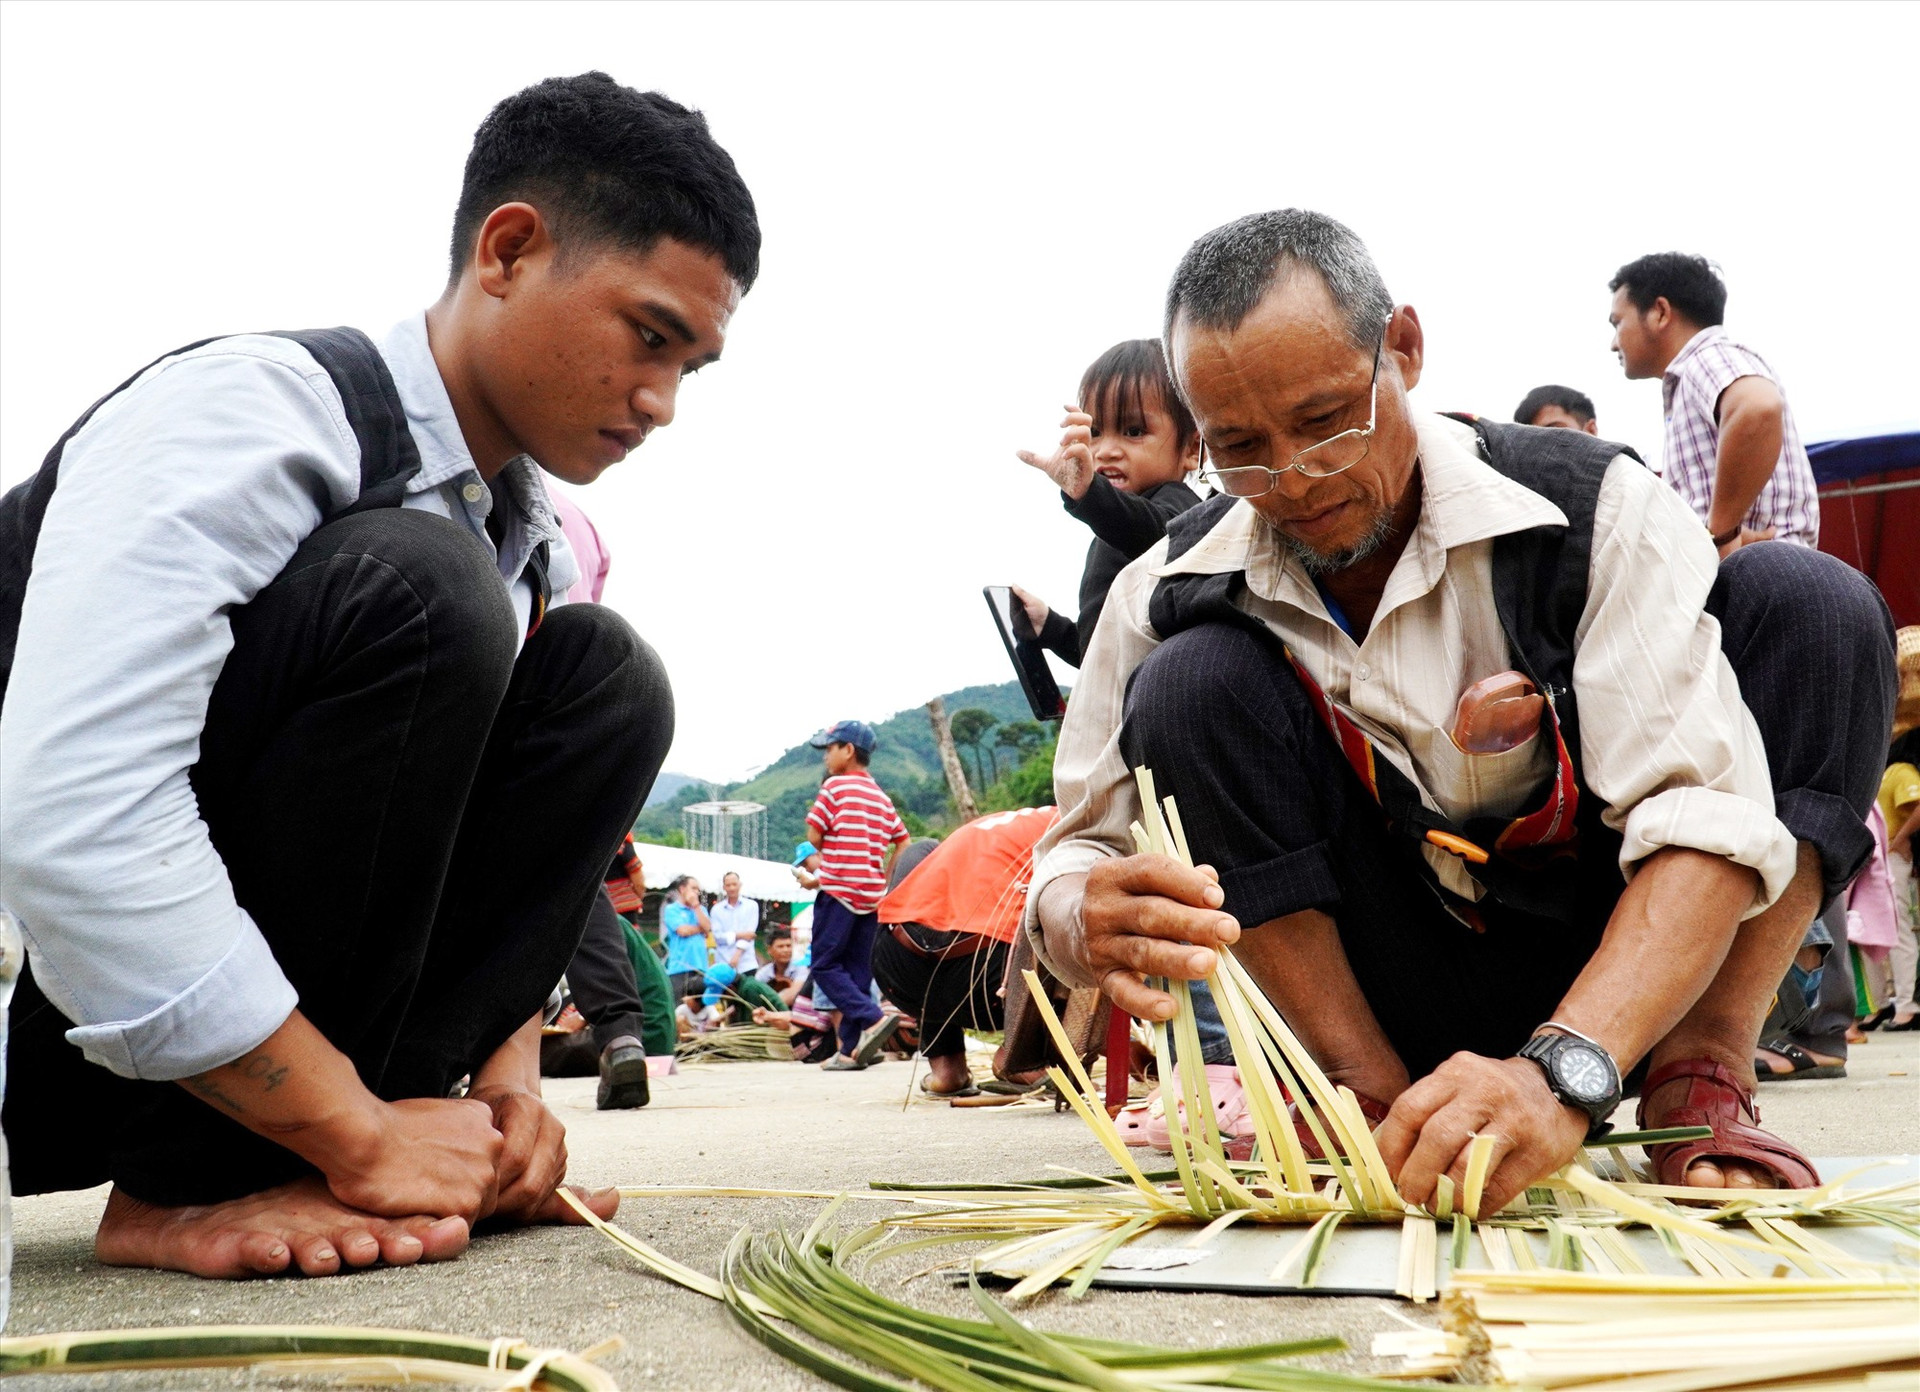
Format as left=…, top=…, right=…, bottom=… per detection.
left=662, top=904, right=709, bottom=975
left=0, top=314, right=576, bottom=1082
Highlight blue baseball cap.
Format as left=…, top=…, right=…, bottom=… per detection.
left=701, top=962, right=740, bottom=1006
left=791, top=841, right=816, bottom=867
left=809, top=719, right=876, bottom=753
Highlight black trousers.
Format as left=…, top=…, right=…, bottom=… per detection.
left=872, top=931, right=1009, bottom=1058
left=5, top=510, right=671, bottom=1205
left=569, top=890, right=648, bottom=1055
left=1119, top=544, right=1894, bottom=1082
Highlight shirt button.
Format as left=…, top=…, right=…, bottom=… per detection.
left=1356, top=663, right=1372, bottom=681
left=462, top=482, right=486, bottom=504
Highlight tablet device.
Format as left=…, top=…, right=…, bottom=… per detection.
left=983, top=586, right=1067, bottom=722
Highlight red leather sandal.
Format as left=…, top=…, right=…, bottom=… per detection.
left=1636, top=1058, right=1820, bottom=1189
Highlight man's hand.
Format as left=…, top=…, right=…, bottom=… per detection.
left=1016, top=408, right=1098, bottom=500
left=1716, top=524, right=1775, bottom=560
left=327, top=1096, right=505, bottom=1223
left=465, top=1083, right=615, bottom=1224
left=1374, top=1053, right=1589, bottom=1217
left=1039, top=858, right=1239, bottom=1021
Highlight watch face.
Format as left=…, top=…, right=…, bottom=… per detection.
left=1556, top=1044, right=1613, bottom=1102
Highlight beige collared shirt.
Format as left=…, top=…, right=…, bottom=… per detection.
left=1027, top=413, right=1796, bottom=962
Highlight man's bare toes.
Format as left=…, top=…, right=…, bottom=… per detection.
left=1723, top=1164, right=1767, bottom=1189
left=336, top=1228, right=383, bottom=1268
left=416, top=1216, right=470, bottom=1262
left=533, top=1185, right=619, bottom=1224
left=1685, top=1159, right=1729, bottom=1188
left=234, top=1230, right=296, bottom=1275
left=375, top=1225, right=426, bottom=1267
left=290, top=1234, right=342, bottom=1276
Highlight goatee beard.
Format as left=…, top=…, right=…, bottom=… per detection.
left=1280, top=504, right=1396, bottom=576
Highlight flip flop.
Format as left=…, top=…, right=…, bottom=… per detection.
left=1753, top=1037, right=1847, bottom=1081
left=1636, top=1058, right=1820, bottom=1189
left=919, top=1074, right=980, bottom=1099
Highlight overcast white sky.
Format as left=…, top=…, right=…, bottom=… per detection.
left=4, top=1, right=1914, bottom=782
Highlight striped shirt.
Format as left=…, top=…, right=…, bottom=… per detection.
left=1661, top=326, right=1818, bottom=547
left=806, top=771, right=909, bottom=914
left=1025, top=413, right=1798, bottom=964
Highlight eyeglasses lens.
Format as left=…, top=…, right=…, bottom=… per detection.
left=1293, top=431, right=1370, bottom=478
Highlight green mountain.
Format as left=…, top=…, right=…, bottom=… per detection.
left=633, top=680, right=1056, bottom=853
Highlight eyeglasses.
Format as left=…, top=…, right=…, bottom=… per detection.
left=1198, top=326, right=1388, bottom=499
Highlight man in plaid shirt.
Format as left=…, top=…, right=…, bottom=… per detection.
left=1608, top=252, right=1819, bottom=557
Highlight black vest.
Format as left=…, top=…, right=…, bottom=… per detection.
left=0, top=328, right=548, bottom=708
left=1148, top=418, right=1644, bottom=926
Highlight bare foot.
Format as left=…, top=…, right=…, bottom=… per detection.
left=95, top=1176, right=469, bottom=1278
left=514, top=1184, right=621, bottom=1227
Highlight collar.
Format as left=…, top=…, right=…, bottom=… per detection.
left=1152, top=413, right=1567, bottom=616
left=380, top=312, right=565, bottom=553
left=1663, top=324, right=1726, bottom=385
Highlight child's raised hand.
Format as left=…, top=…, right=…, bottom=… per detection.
left=1017, top=407, right=1097, bottom=499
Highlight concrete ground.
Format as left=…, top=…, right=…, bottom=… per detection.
left=8, top=1030, right=1918, bottom=1390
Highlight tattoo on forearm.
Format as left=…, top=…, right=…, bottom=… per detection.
left=185, top=1076, right=248, bottom=1115
left=240, top=1054, right=290, bottom=1091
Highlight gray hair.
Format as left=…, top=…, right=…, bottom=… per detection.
left=1163, top=209, right=1392, bottom=354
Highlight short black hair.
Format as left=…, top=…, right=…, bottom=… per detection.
left=450, top=72, right=760, bottom=291
left=1079, top=340, right=1198, bottom=455
left=1514, top=384, right=1596, bottom=427
left=840, top=741, right=872, bottom=768
left=1165, top=209, right=1392, bottom=353
left=1609, top=252, right=1726, bottom=328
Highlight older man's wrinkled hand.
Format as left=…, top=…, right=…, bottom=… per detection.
left=1041, top=858, right=1239, bottom=1021
left=1374, top=1052, right=1590, bottom=1218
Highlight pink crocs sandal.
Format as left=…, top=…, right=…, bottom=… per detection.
left=1144, top=1064, right=1250, bottom=1153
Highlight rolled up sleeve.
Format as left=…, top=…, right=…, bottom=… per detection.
left=1574, top=457, right=1799, bottom=914
left=0, top=340, right=360, bottom=1079
left=1024, top=547, right=1166, bottom=974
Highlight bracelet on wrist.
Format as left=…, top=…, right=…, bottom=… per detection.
left=1709, top=522, right=1741, bottom=547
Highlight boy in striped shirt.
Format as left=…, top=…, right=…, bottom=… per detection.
left=804, top=720, right=910, bottom=1070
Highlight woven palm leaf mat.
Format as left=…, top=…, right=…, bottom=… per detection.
left=978, top=1155, right=1920, bottom=1297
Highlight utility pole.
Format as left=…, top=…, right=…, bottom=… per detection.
left=926, top=696, right=978, bottom=822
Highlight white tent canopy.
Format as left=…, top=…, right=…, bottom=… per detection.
left=630, top=842, right=813, bottom=905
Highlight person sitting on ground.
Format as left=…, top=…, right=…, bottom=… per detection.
left=1011, top=339, right=1204, bottom=667
left=755, top=927, right=808, bottom=1005
left=0, top=72, right=759, bottom=1281
left=874, top=807, right=1060, bottom=1097
left=661, top=875, right=714, bottom=1006
left=709, top=871, right=760, bottom=972
left=700, top=962, right=785, bottom=1024
left=1514, top=384, right=1600, bottom=435
left=1029, top=209, right=1894, bottom=1215
left=805, top=720, right=911, bottom=1071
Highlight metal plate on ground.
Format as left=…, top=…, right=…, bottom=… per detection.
left=980, top=1156, right=1919, bottom=1298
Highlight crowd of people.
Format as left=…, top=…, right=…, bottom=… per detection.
left=0, top=68, right=1910, bottom=1298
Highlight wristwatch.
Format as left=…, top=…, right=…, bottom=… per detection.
left=1518, top=1026, right=1621, bottom=1141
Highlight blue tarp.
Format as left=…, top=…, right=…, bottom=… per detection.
left=1807, top=431, right=1920, bottom=487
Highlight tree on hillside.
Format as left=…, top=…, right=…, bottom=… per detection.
left=993, top=720, right=1045, bottom=780
left=947, top=706, right=998, bottom=793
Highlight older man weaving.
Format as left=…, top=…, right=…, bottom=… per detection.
left=1027, top=210, right=1894, bottom=1217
